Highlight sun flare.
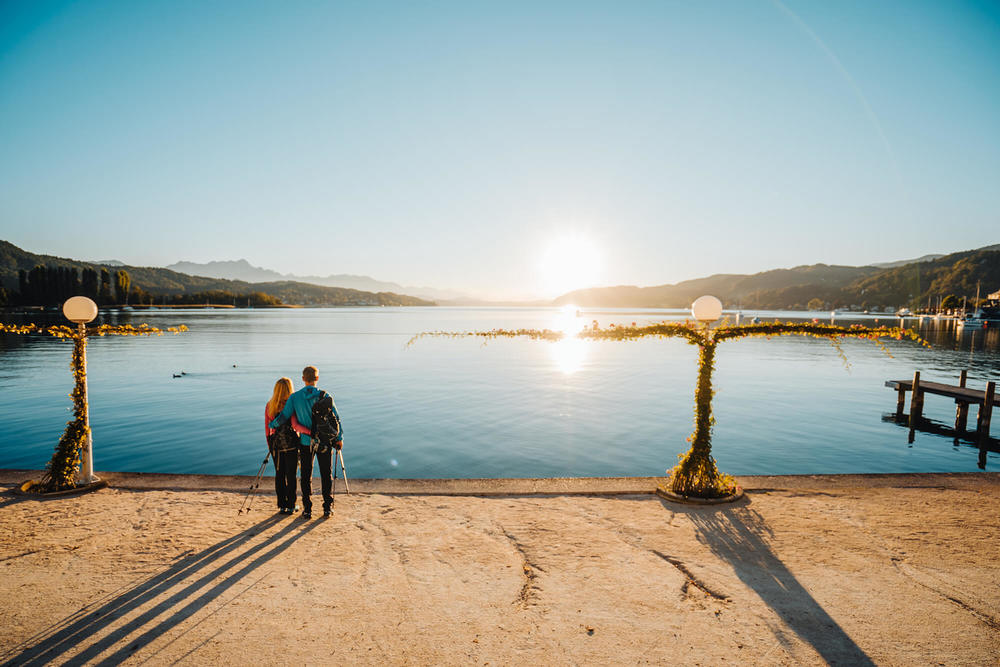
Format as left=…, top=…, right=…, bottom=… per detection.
left=550, top=337, right=587, bottom=375
left=538, top=235, right=603, bottom=298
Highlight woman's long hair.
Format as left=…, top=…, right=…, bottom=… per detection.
left=267, top=377, right=294, bottom=418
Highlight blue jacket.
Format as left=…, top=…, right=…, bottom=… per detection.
left=269, top=385, right=343, bottom=447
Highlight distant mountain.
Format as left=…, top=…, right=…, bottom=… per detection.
left=555, top=263, right=882, bottom=309
left=166, top=259, right=286, bottom=283
left=868, top=244, right=1000, bottom=269
left=0, top=241, right=435, bottom=307
left=850, top=248, right=1000, bottom=308
left=555, top=244, right=1000, bottom=310
left=869, top=254, right=942, bottom=269
left=166, top=259, right=468, bottom=301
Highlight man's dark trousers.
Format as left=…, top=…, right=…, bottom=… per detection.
left=275, top=449, right=298, bottom=510
left=298, top=446, right=334, bottom=513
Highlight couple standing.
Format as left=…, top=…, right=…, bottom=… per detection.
left=264, top=365, right=343, bottom=519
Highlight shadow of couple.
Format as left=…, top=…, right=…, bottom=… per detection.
left=2, top=511, right=321, bottom=667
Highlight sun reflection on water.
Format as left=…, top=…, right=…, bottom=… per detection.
left=550, top=304, right=588, bottom=374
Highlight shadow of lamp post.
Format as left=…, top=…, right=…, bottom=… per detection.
left=411, top=296, right=927, bottom=499
left=0, top=300, right=187, bottom=492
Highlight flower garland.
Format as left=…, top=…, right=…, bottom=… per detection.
left=46, top=333, right=90, bottom=490
left=0, top=322, right=187, bottom=491
left=412, top=320, right=928, bottom=498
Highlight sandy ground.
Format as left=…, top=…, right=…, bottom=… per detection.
left=0, top=472, right=998, bottom=666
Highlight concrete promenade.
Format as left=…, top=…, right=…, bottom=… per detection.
left=0, top=470, right=997, bottom=665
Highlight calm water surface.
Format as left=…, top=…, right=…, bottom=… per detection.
left=1, top=307, right=998, bottom=477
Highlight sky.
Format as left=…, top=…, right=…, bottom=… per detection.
left=1, top=0, right=998, bottom=300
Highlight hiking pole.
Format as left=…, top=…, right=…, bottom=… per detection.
left=331, top=448, right=337, bottom=509
left=337, top=447, right=350, bottom=494
left=237, top=451, right=271, bottom=516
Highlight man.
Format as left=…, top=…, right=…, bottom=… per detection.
left=269, top=366, right=344, bottom=518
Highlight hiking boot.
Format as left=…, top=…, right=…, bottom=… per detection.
left=322, top=509, right=331, bottom=518
left=301, top=511, right=312, bottom=519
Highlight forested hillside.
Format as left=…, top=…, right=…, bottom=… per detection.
left=0, top=241, right=434, bottom=307
left=555, top=245, right=1000, bottom=310
left=848, top=248, right=1000, bottom=309
left=555, top=264, right=882, bottom=309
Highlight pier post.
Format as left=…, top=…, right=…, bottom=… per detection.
left=977, top=381, right=995, bottom=446
left=908, top=371, right=923, bottom=430
left=955, top=370, right=969, bottom=433
left=896, top=385, right=907, bottom=418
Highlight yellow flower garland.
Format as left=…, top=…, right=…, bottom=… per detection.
left=413, top=320, right=928, bottom=498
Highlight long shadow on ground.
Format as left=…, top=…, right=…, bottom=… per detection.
left=672, top=500, right=875, bottom=666
left=1, top=513, right=319, bottom=666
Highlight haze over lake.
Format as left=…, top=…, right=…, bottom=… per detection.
left=1, top=307, right=996, bottom=478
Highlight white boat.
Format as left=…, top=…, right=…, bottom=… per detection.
left=956, top=283, right=999, bottom=327
left=956, top=305, right=1000, bottom=328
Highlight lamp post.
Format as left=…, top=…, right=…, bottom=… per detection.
left=62, top=296, right=98, bottom=484
left=414, top=292, right=926, bottom=498
left=669, top=295, right=729, bottom=495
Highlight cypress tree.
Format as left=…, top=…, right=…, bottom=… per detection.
left=81, top=268, right=99, bottom=300
left=57, top=267, right=68, bottom=302
left=18, top=269, right=27, bottom=305
left=68, top=267, right=80, bottom=299
left=28, top=265, right=45, bottom=305
left=99, top=268, right=112, bottom=305
left=114, top=270, right=130, bottom=304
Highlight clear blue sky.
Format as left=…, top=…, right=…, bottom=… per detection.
left=1, top=0, right=998, bottom=299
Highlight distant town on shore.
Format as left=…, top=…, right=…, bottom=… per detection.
left=1, top=239, right=998, bottom=312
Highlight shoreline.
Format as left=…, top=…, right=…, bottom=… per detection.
left=2, top=470, right=998, bottom=664
left=3, top=468, right=998, bottom=495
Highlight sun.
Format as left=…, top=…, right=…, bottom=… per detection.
left=538, top=234, right=603, bottom=298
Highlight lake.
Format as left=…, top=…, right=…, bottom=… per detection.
left=1, top=307, right=997, bottom=478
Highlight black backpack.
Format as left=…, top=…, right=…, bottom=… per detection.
left=310, top=390, right=342, bottom=454
left=267, top=420, right=299, bottom=455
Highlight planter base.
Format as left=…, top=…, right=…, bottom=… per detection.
left=15, top=477, right=109, bottom=497
left=656, top=485, right=744, bottom=505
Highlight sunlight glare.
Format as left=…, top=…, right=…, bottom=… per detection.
left=549, top=304, right=587, bottom=374
left=538, top=235, right=603, bottom=298
left=554, top=303, right=585, bottom=335
left=550, top=337, right=587, bottom=375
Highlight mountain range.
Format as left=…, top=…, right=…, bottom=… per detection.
left=4, top=239, right=999, bottom=310
left=0, top=241, right=434, bottom=307
left=165, top=259, right=468, bottom=302
left=555, top=244, right=1000, bottom=310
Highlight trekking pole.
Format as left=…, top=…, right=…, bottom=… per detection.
left=237, top=451, right=271, bottom=516
left=331, top=448, right=337, bottom=508
left=337, top=447, right=350, bottom=494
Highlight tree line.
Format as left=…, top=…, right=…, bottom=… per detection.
left=1, top=265, right=282, bottom=308
left=803, top=293, right=989, bottom=313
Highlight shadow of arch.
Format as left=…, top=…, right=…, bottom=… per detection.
left=0, top=513, right=319, bottom=666
left=671, top=500, right=875, bottom=666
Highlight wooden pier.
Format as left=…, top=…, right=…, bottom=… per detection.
left=886, top=370, right=997, bottom=444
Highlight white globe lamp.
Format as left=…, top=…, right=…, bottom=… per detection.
left=692, top=295, right=723, bottom=323
left=63, top=296, right=98, bottom=324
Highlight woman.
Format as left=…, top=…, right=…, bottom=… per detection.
left=265, top=377, right=306, bottom=514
